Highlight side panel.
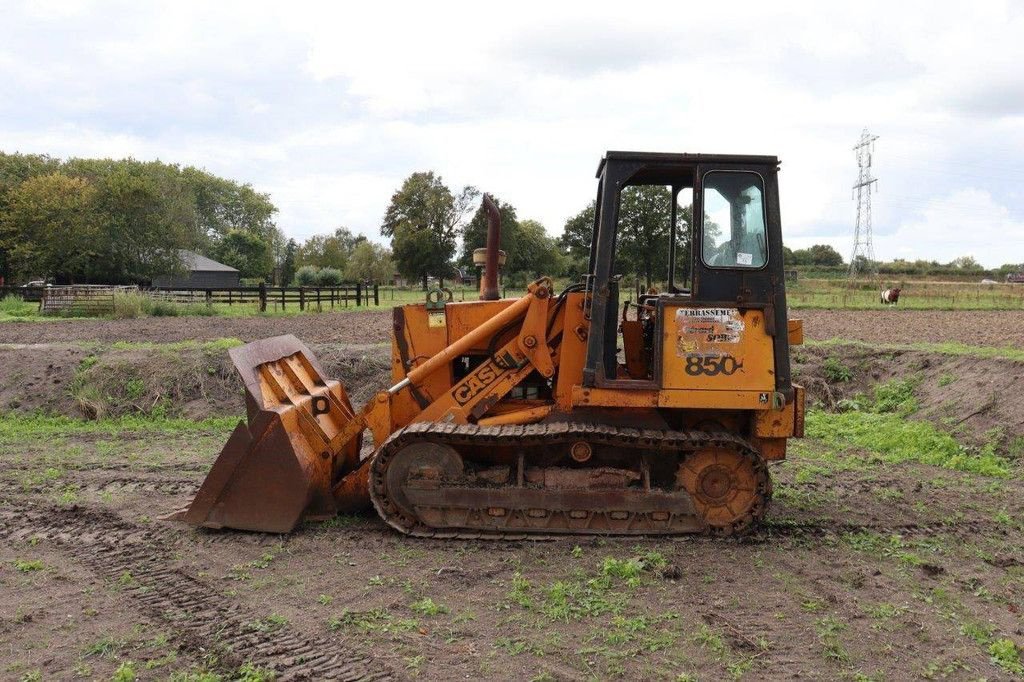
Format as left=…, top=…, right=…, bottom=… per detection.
left=660, top=306, right=774, bottom=393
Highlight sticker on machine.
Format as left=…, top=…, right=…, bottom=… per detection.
left=675, top=307, right=745, bottom=354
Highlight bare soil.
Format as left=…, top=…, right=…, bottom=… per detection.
left=0, top=309, right=393, bottom=345
left=1, top=311, right=1023, bottom=680
left=795, top=308, right=1024, bottom=347
left=2, top=423, right=1022, bottom=680
left=2, top=308, right=1024, bottom=347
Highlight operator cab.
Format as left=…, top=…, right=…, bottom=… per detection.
left=582, top=151, right=793, bottom=403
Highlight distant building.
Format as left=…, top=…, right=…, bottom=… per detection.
left=152, top=250, right=240, bottom=288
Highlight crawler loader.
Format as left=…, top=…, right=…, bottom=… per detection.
left=169, top=151, right=805, bottom=537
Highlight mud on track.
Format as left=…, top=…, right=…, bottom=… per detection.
left=3, top=308, right=1024, bottom=347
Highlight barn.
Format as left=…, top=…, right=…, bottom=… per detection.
left=152, top=250, right=240, bottom=288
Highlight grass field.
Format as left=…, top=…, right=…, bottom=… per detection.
left=787, top=278, right=1024, bottom=310
left=5, top=276, right=1023, bottom=324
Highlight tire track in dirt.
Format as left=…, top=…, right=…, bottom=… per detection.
left=0, top=503, right=394, bottom=681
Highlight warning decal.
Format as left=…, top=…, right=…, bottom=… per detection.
left=675, top=307, right=745, bottom=355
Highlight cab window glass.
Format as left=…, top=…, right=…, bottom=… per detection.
left=702, top=172, right=767, bottom=269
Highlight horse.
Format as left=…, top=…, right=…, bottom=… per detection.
left=880, top=287, right=902, bottom=306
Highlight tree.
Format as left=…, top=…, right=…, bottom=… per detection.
left=617, top=186, right=673, bottom=289
left=807, top=244, right=844, bottom=266
left=559, top=202, right=595, bottom=263
left=212, top=229, right=273, bottom=280
left=346, top=241, right=394, bottom=283
left=513, top=219, right=562, bottom=279
left=1, top=172, right=99, bottom=282
left=94, top=161, right=200, bottom=283
left=180, top=166, right=278, bottom=245
left=951, top=255, right=981, bottom=270
left=298, top=227, right=365, bottom=272
left=279, top=238, right=299, bottom=287
left=382, top=172, right=477, bottom=289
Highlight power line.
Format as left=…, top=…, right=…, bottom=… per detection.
left=848, top=128, right=879, bottom=279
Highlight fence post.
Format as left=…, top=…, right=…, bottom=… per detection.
left=299, top=287, right=305, bottom=311
left=259, top=282, right=267, bottom=312
left=356, top=282, right=362, bottom=306
left=316, top=287, right=321, bottom=311
left=374, top=284, right=379, bottom=306
left=205, top=289, right=212, bottom=306
left=281, top=287, right=285, bottom=310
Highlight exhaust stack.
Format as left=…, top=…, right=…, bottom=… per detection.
left=480, top=193, right=501, bottom=300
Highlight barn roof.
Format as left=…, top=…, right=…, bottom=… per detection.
left=179, top=250, right=238, bottom=273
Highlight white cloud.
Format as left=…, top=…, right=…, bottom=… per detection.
left=1, top=0, right=1023, bottom=266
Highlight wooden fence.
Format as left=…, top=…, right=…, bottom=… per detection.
left=146, top=283, right=379, bottom=311
left=0, top=283, right=381, bottom=313
left=41, top=285, right=137, bottom=315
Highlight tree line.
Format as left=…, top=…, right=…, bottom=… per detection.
left=3, top=152, right=1018, bottom=289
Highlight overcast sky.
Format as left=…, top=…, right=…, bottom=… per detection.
left=2, top=0, right=1023, bottom=267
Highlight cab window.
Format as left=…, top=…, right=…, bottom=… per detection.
left=701, top=171, right=768, bottom=269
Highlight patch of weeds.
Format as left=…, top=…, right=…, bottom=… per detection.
left=871, top=487, right=904, bottom=502
left=937, top=373, right=956, bottom=387
left=508, top=571, right=532, bottom=608
left=244, top=615, right=288, bottom=633
left=317, top=594, right=333, bottom=606
left=410, top=597, right=447, bottom=616
left=815, top=616, right=850, bottom=663
left=872, top=377, right=919, bottom=415
left=329, top=608, right=419, bottom=634
left=864, top=602, right=907, bottom=621
left=367, top=575, right=385, bottom=586
left=571, top=545, right=584, bottom=558
left=843, top=531, right=926, bottom=567
left=806, top=410, right=1010, bottom=477
left=601, top=557, right=645, bottom=585
left=920, top=659, right=967, bottom=679
left=13, top=559, right=44, bottom=572
left=694, top=624, right=726, bottom=658
left=794, top=464, right=829, bottom=484
left=495, top=636, right=544, bottom=656
left=823, top=356, right=853, bottom=383
left=988, top=638, right=1023, bottom=675
left=404, top=655, right=425, bottom=676
left=145, top=653, right=177, bottom=669
left=235, top=662, right=276, bottom=682
left=111, top=661, right=137, bottom=682
left=84, top=635, right=124, bottom=658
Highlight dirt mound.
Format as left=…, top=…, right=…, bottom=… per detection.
left=0, top=342, right=393, bottom=419
left=794, top=343, right=1024, bottom=455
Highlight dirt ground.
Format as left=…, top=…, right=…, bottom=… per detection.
left=1, top=312, right=1023, bottom=680
left=2, top=308, right=1024, bottom=347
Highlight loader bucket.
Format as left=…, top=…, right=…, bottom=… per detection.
left=166, top=335, right=366, bottom=533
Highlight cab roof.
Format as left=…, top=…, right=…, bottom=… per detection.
left=597, top=150, right=780, bottom=177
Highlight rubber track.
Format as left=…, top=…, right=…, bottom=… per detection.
left=369, top=421, right=772, bottom=539
left=0, top=505, right=393, bottom=681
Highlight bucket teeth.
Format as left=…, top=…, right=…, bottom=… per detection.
left=166, top=335, right=366, bottom=533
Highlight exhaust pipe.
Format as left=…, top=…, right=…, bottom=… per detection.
left=481, top=194, right=501, bottom=301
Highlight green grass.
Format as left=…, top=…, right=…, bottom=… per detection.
left=806, top=411, right=1011, bottom=477
left=0, top=414, right=239, bottom=442
left=788, top=278, right=1024, bottom=310
left=808, top=338, right=1024, bottom=363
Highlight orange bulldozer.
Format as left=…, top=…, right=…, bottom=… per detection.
left=168, top=151, right=804, bottom=537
